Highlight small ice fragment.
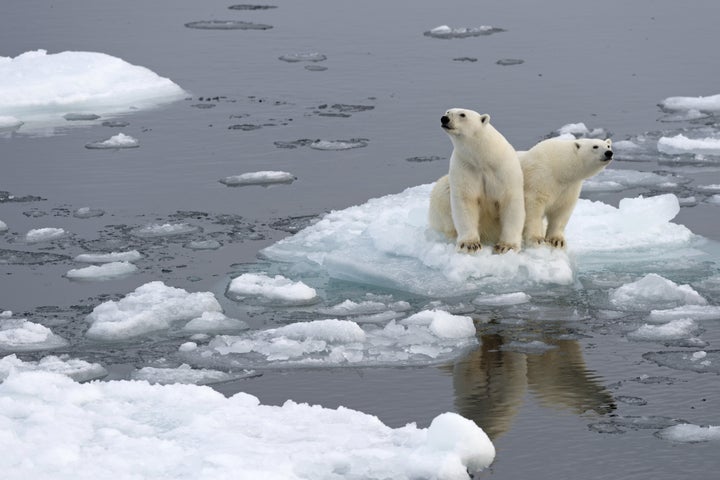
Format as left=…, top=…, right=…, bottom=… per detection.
left=278, top=52, right=327, bottom=63
left=25, top=227, right=65, bottom=243
left=85, top=133, right=139, bottom=149
left=0, top=220, right=7, bottom=232
left=227, top=273, right=318, bottom=305
left=0, top=319, right=68, bottom=351
left=219, top=171, right=295, bottom=186
left=73, top=207, right=105, bottom=218
left=65, top=261, right=137, bottom=281
left=74, top=250, right=142, bottom=263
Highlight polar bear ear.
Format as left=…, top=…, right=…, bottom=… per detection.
left=605, top=139, right=612, bottom=146
left=479, top=114, right=490, bottom=125
left=574, top=141, right=581, bottom=150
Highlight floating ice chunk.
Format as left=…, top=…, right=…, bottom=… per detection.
left=582, top=169, right=681, bottom=193
left=0, top=311, right=11, bottom=318
left=318, top=299, right=390, bottom=316
left=707, top=195, right=720, bottom=206
left=85, top=132, right=139, bottom=149
left=309, top=139, right=368, bottom=150
left=25, top=227, right=65, bottom=243
left=227, top=273, right=318, bottom=306
left=184, top=20, right=273, bottom=30
left=610, top=273, right=706, bottom=311
left=181, top=310, right=477, bottom=369
left=500, top=340, right=558, bottom=354
left=73, top=206, right=105, bottom=218
left=424, top=24, right=505, bottom=38
left=697, top=183, right=720, bottom=193
left=130, top=363, right=252, bottom=385
left=184, top=239, right=222, bottom=250
left=658, top=134, right=720, bottom=155
left=0, top=220, right=7, bottom=232
left=219, top=171, right=295, bottom=186
left=649, top=305, right=720, bottom=322
left=0, top=371, right=494, bottom=478
left=182, top=311, right=249, bottom=333
left=642, top=349, right=719, bottom=374
left=657, top=424, right=720, bottom=443
left=74, top=250, right=142, bottom=263
left=627, top=318, right=699, bottom=342
left=278, top=52, right=327, bottom=63
left=0, top=116, right=23, bottom=129
left=0, top=354, right=106, bottom=382
left=66, top=261, right=137, bottom=281
left=555, top=122, right=606, bottom=139
left=660, top=93, right=720, bottom=112
left=131, top=222, right=199, bottom=238
left=473, top=292, right=531, bottom=306
left=0, top=50, right=185, bottom=124
left=0, top=318, right=68, bottom=352
left=85, top=281, right=223, bottom=341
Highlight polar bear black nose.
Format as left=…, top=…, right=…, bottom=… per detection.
left=441, top=115, right=450, bottom=126
left=605, top=150, right=613, bottom=159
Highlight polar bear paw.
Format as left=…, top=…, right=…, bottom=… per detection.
left=493, top=242, right=518, bottom=254
left=457, top=238, right=482, bottom=253
left=546, top=235, right=566, bottom=249
left=525, top=236, right=546, bottom=247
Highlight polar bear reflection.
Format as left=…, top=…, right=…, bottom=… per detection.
left=444, top=335, right=615, bottom=439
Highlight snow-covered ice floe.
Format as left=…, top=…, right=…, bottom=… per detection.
left=0, top=50, right=186, bottom=126
left=85, top=132, right=139, bottom=149
left=424, top=24, right=505, bottom=38
left=179, top=310, right=477, bottom=369
left=582, top=169, right=683, bottom=193
left=219, top=171, right=296, bottom=187
left=609, top=273, right=706, bottom=311
left=0, top=371, right=494, bottom=479
left=226, top=273, right=318, bottom=306
left=658, top=134, right=720, bottom=156
left=261, top=184, right=698, bottom=296
left=65, top=261, right=138, bottom=281
left=0, top=354, right=107, bottom=382
left=25, top=227, right=66, bottom=243
left=74, top=250, right=142, bottom=263
left=130, top=363, right=255, bottom=385
left=660, top=93, right=720, bottom=112
left=0, top=318, right=68, bottom=352
left=656, top=423, right=720, bottom=443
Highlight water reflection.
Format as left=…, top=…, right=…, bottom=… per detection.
left=446, top=334, right=615, bottom=439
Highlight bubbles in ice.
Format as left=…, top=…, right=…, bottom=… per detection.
left=73, top=207, right=105, bottom=218
left=0, top=318, right=68, bottom=352
left=65, top=261, right=138, bottom=281
left=643, top=350, right=719, bottom=374
left=226, top=273, right=318, bottom=306
left=278, top=52, right=327, bottom=63
left=25, top=227, right=66, bottom=243
left=63, top=113, right=100, bottom=121
left=219, top=171, right=296, bottom=187
left=496, top=58, right=524, bottom=66
left=85, top=133, right=139, bottom=149
left=424, top=25, right=506, bottom=39
left=130, top=222, right=200, bottom=238
left=184, top=20, right=273, bottom=30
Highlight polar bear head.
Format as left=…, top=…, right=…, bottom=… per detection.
left=440, top=108, right=490, bottom=138
left=574, top=138, right=613, bottom=177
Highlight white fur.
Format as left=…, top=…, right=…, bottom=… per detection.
left=428, top=108, right=525, bottom=253
left=521, top=138, right=613, bottom=248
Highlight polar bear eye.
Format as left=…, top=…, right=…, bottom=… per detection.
left=592, top=145, right=599, bottom=149
left=459, top=113, right=466, bottom=118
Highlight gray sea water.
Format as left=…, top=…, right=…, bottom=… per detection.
left=2, top=0, right=720, bottom=478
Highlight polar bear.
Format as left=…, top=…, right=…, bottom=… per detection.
left=428, top=108, right=525, bottom=253
left=521, top=138, right=613, bottom=248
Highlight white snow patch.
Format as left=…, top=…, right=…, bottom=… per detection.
left=0, top=50, right=186, bottom=124
left=610, top=273, right=707, bottom=311
left=74, top=250, right=142, bottom=263
left=0, top=371, right=494, bottom=479
left=220, top=171, right=295, bottom=186
left=85, top=281, right=223, bottom=341
left=130, top=363, right=251, bottom=385
left=0, top=318, right=68, bottom=352
left=227, top=273, right=318, bottom=306
left=0, top=354, right=107, bottom=382
left=25, top=227, right=65, bottom=243
left=66, top=261, right=137, bottom=281
left=85, top=132, right=139, bottom=149
left=658, top=134, right=720, bottom=155
left=661, top=93, right=720, bottom=112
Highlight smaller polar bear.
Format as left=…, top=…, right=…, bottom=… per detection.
left=428, top=108, right=525, bottom=253
left=521, top=138, right=613, bottom=248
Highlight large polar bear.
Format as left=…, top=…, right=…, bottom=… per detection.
left=521, top=138, right=613, bottom=248
left=428, top=108, right=525, bottom=253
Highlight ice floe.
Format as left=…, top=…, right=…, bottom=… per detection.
left=85, top=132, right=139, bottom=149
left=658, top=134, right=720, bottom=156
left=130, top=363, right=254, bottom=385
left=610, top=274, right=706, bottom=311
left=0, top=318, right=68, bottom=352
left=626, top=319, right=700, bottom=343
left=0, top=50, right=185, bottom=124
left=648, top=305, right=720, bottom=323
left=424, top=25, right=505, bottom=39
left=182, top=311, right=249, bottom=334
left=656, top=424, right=720, bottom=443
left=179, top=310, right=477, bottom=369
left=309, top=139, right=368, bottom=150
left=262, top=184, right=696, bottom=296
left=0, top=354, right=107, bottom=382
left=73, top=207, right=105, bottom=218
left=660, top=93, right=720, bottom=112
left=582, top=169, right=682, bottom=193
left=66, top=261, right=138, bottom=281
left=643, top=350, right=719, bottom=374
left=554, top=122, right=607, bottom=139
left=25, top=227, right=65, bottom=243
left=184, top=239, right=222, bottom=250
left=85, top=281, right=222, bottom=341
left=473, top=292, right=531, bottom=306
left=227, top=273, right=318, bottom=306
left=0, top=371, right=494, bottom=479
left=131, top=222, right=200, bottom=238
left=0, top=220, right=7, bottom=232
left=74, top=250, right=142, bottom=263
left=219, top=171, right=296, bottom=187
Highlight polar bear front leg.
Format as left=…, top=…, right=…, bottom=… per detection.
left=522, top=196, right=547, bottom=247
left=450, top=191, right=482, bottom=253
left=495, top=193, right=525, bottom=253
left=545, top=203, right=575, bottom=248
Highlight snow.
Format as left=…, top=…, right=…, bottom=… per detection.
left=227, top=273, right=318, bottom=306
left=0, top=354, right=107, bottom=382
left=262, top=185, right=695, bottom=296
left=130, top=364, right=253, bottom=385
left=25, top=227, right=65, bottom=243
left=657, top=134, right=720, bottom=155
left=179, top=310, right=477, bottom=369
left=220, top=171, right=296, bottom=186
left=661, top=93, right=720, bottom=112
left=66, top=261, right=137, bottom=281
left=74, top=250, right=142, bottom=263
left=85, top=133, right=139, bottom=149
left=610, top=273, right=707, bottom=311
left=85, top=281, right=223, bottom=341
left=657, top=424, right=720, bottom=443
left=626, top=319, right=699, bottom=342
left=0, top=371, right=494, bottom=479
left=0, top=318, right=68, bottom=352
left=0, top=50, right=185, bottom=125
